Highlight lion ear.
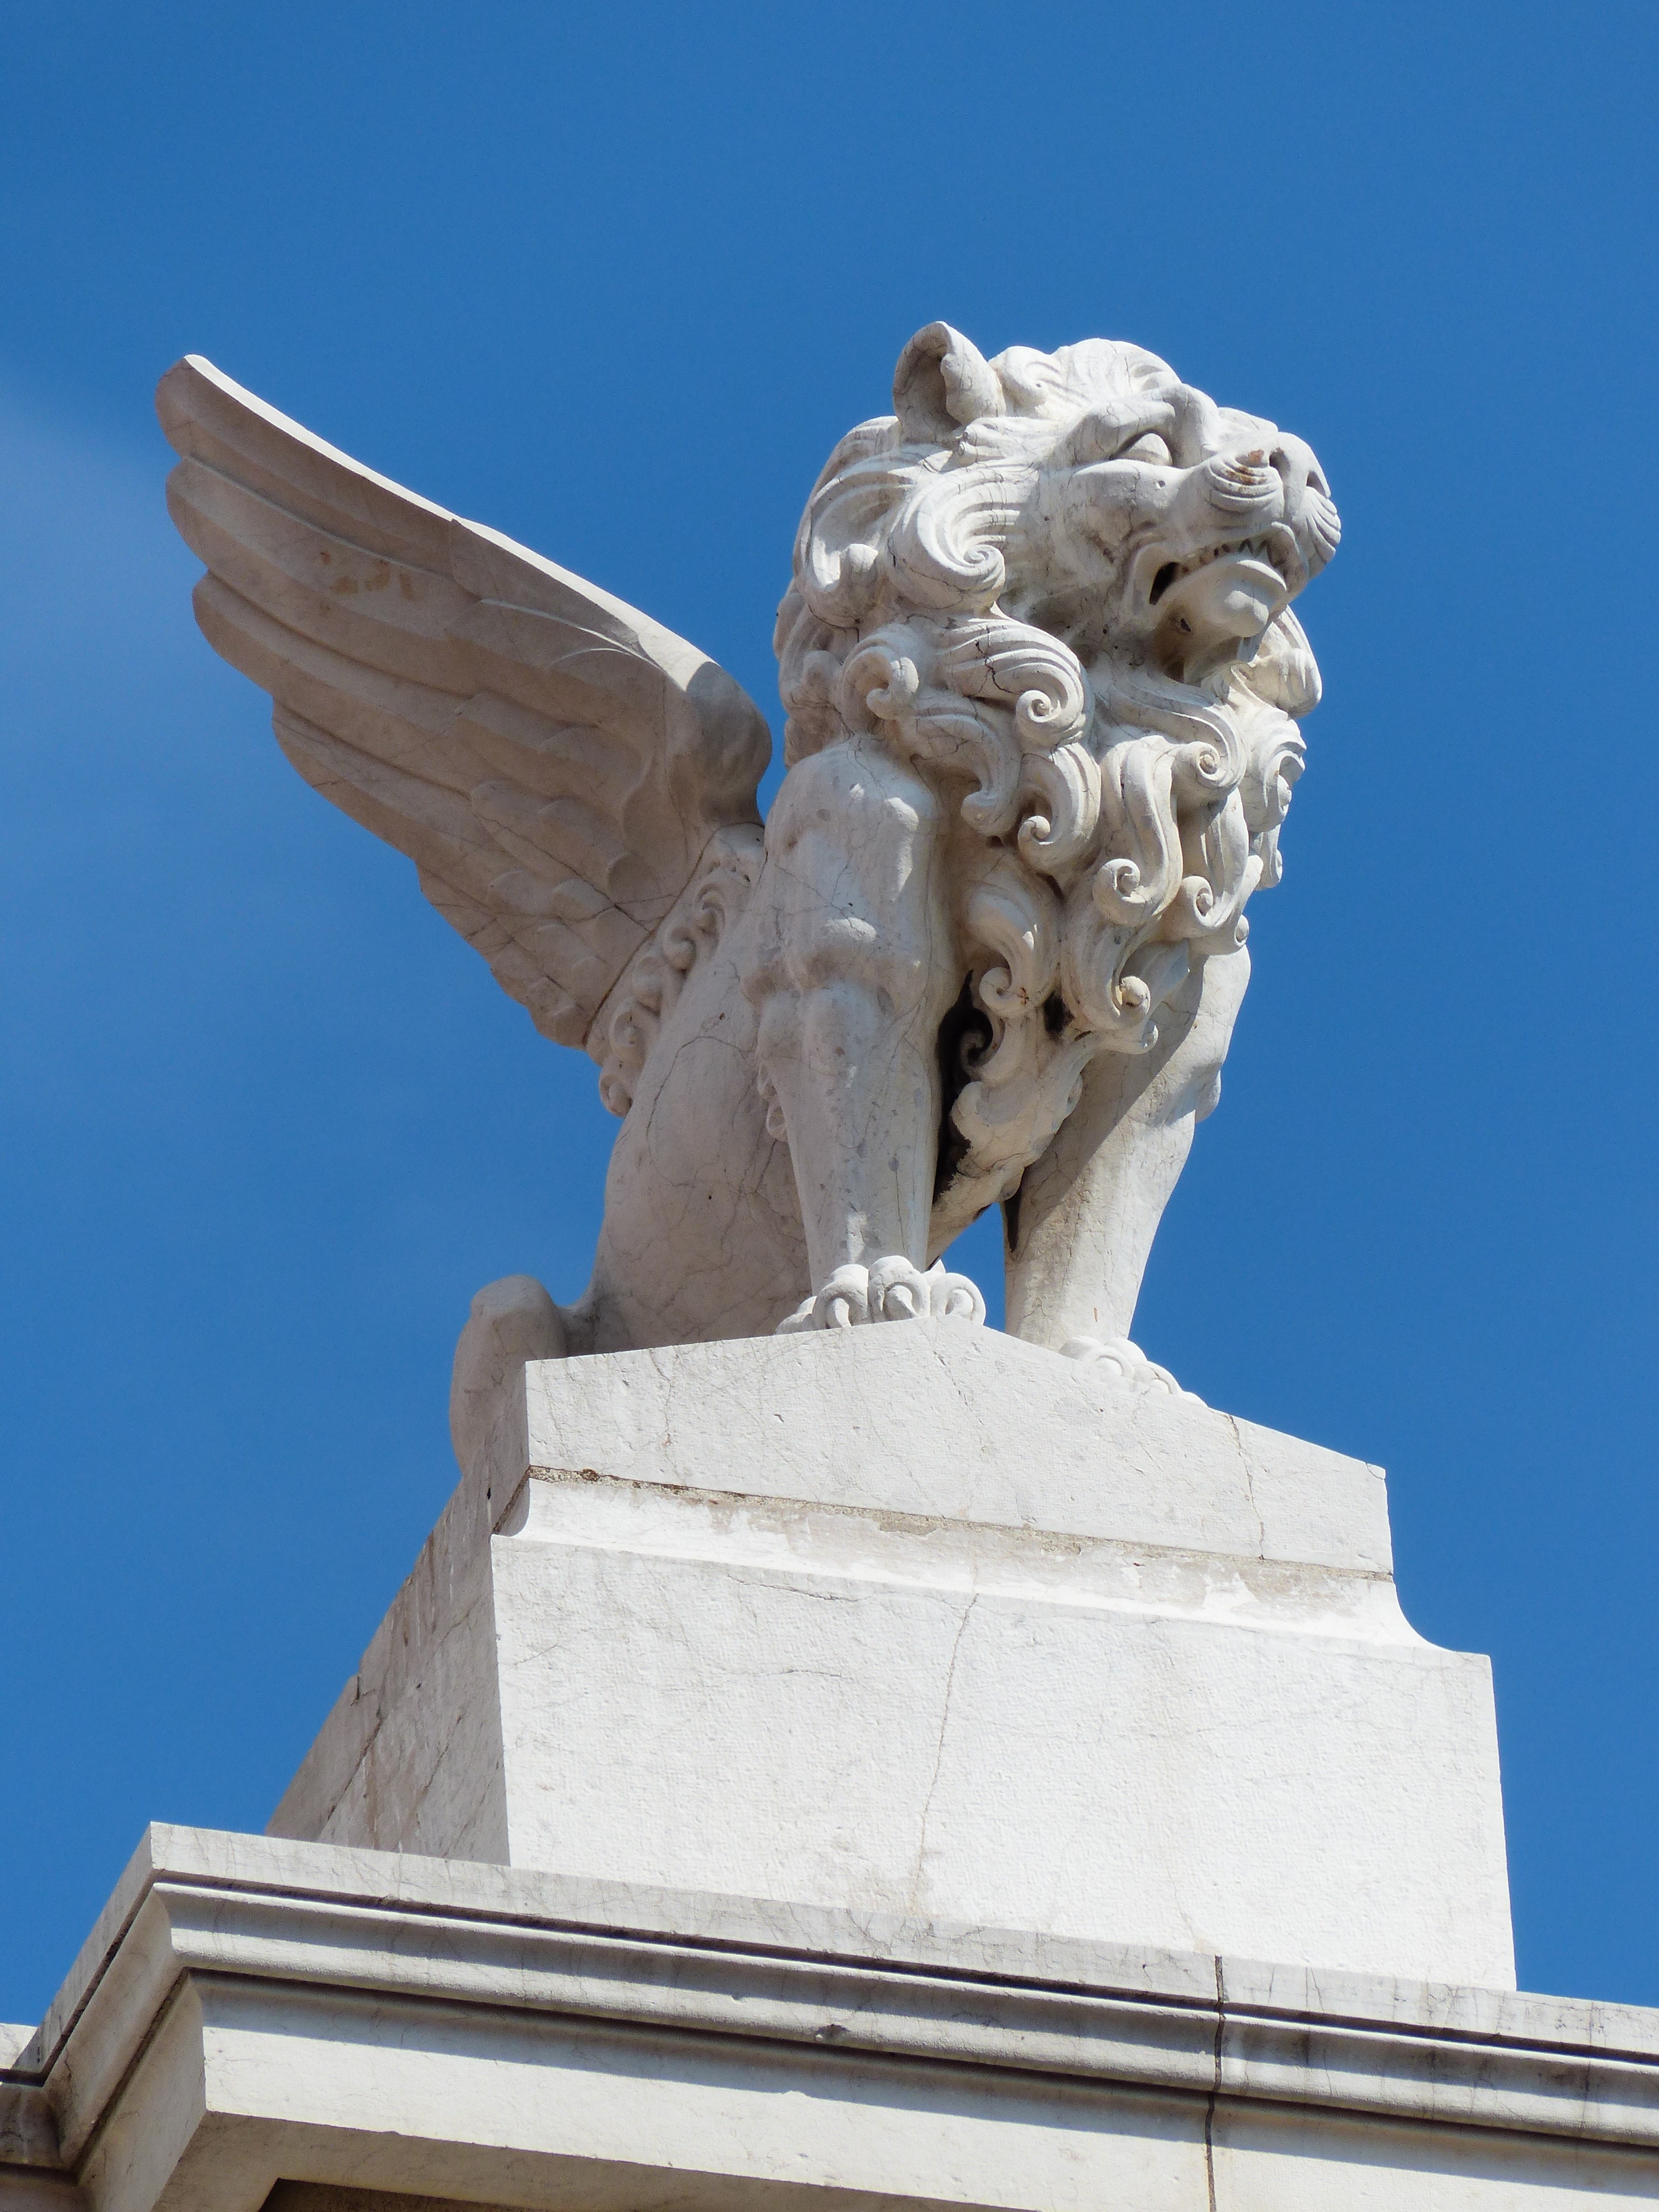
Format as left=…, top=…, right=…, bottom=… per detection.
left=893, top=323, right=1004, bottom=442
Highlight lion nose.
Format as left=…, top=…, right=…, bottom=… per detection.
left=1202, top=449, right=1285, bottom=518
left=1261, top=437, right=1313, bottom=497
left=1264, top=437, right=1340, bottom=571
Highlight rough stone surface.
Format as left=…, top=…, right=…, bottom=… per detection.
left=271, top=1324, right=1513, bottom=1990
left=159, top=326, right=1337, bottom=1379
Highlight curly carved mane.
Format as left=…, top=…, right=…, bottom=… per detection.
left=774, top=332, right=1323, bottom=1235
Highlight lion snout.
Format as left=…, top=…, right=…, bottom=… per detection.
left=1157, top=440, right=1339, bottom=597
left=1257, top=435, right=1341, bottom=577
left=1203, top=448, right=1288, bottom=516
left=1189, top=437, right=1337, bottom=547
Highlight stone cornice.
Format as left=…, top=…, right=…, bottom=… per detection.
left=9, top=1825, right=1659, bottom=2185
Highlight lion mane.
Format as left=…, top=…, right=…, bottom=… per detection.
left=772, top=326, right=1328, bottom=1235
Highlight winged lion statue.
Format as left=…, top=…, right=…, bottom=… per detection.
left=157, top=325, right=1338, bottom=1456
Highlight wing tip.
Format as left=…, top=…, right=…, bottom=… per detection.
left=156, top=352, right=221, bottom=401
left=155, top=354, right=238, bottom=452
left=155, top=353, right=460, bottom=531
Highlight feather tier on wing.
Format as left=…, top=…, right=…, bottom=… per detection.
left=157, top=355, right=771, bottom=1048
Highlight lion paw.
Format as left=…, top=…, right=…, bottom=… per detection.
left=450, top=1274, right=568, bottom=1475
left=778, top=1257, right=987, bottom=1334
left=1060, top=1334, right=1203, bottom=1404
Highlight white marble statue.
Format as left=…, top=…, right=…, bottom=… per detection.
left=158, top=325, right=1338, bottom=1433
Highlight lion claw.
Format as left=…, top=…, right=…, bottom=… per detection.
left=1060, top=1334, right=1202, bottom=1403
left=778, top=1258, right=987, bottom=1334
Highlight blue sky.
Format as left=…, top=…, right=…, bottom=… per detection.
left=2, top=1, right=1656, bottom=2022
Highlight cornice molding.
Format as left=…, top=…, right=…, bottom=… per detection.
left=11, top=1827, right=1659, bottom=2182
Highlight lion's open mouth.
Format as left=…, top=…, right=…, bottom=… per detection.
left=1148, top=534, right=1292, bottom=607
left=1147, top=539, right=1295, bottom=685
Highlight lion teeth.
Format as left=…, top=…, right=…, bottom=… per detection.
left=1167, top=536, right=1280, bottom=585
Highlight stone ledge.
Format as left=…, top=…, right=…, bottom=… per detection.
left=0, top=2085, right=65, bottom=2179
left=13, top=1828, right=1659, bottom=2163
left=499, top=1324, right=1396, bottom=1575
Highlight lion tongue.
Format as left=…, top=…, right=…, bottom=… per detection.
left=1152, top=552, right=1288, bottom=684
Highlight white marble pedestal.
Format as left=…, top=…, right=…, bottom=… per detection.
left=272, top=1323, right=1512, bottom=1988
left=6, top=1328, right=1657, bottom=2210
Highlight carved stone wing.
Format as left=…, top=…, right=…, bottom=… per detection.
left=158, top=355, right=770, bottom=1051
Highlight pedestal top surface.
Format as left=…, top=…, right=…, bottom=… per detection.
left=495, top=1322, right=1392, bottom=1575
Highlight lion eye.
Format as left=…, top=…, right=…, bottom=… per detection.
left=1119, top=432, right=1173, bottom=464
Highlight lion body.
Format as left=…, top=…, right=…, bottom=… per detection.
left=551, top=327, right=1336, bottom=1360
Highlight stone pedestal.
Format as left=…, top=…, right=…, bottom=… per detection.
left=8, top=1331, right=1658, bottom=2209
left=271, top=1324, right=1513, bottom=1988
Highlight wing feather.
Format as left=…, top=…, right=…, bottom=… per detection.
left=273, top=713, right=507, bottom=898
left=158, top=354, right=770, bottom=1051
left=160, top=362, right=457, bottom=571
left=195, top=580, right=489, bottom=790
left=170, top=460, right=471, bottom=688
left=454, top=692, right=635, bottom=805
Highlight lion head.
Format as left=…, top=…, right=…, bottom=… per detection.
left=774, top=322, right=1340, bottom=1232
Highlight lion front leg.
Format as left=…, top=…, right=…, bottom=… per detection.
left=1004, top=948, right=1250, bottom=1388
left=743, top=733, right=985, bottom=1333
